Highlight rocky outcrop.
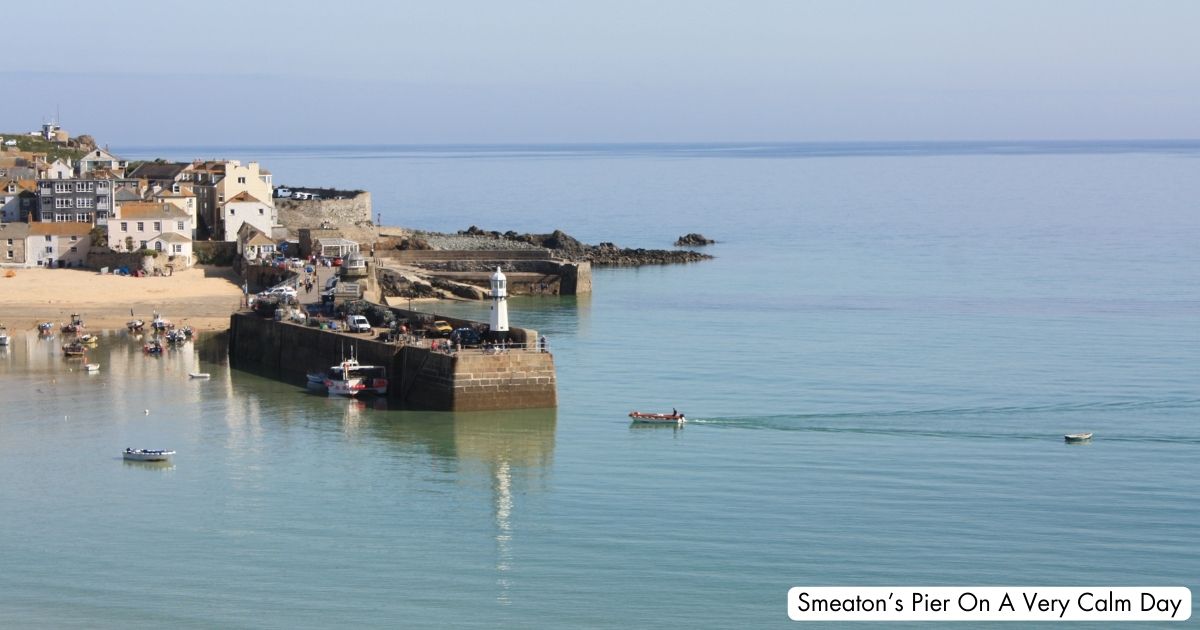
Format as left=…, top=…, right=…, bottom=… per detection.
left=674, top=233, right=715, bottom=246
left=455, top=227, right=712, bottom=266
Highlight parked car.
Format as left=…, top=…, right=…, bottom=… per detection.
left=346, top=315, right=371, bottom=333
left=450, top=327, right=482, bottom=346
left=332, top=257, right=344, bottom=267
left=267, top=286, right=297, bottom=299
left=428, top=320, right=453, bottom=337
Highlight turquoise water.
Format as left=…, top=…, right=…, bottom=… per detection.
left=2, top=143, right=1198, bottom=627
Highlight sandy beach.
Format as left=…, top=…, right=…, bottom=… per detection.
left=0, top=266, right=245, bottom=332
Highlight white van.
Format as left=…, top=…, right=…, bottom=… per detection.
left=347, top=315, right=371, bottom=333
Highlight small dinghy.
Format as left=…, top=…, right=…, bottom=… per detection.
left=1064, top=432, right=1093, bottom=443
left=188, top=372, right=211, bottom=379
left=123, top=448, right=175, bottom=462
left=629, top=410, right=686, bottom=425
left=84, top=363, right=100, bottom=372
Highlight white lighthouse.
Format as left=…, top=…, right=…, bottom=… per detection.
left=489, top=266, right=509, bottom=337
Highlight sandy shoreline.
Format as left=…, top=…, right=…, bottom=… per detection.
left=0, top=267, right=245, bottom=332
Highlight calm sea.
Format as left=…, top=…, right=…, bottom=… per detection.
left=1, top=142, right=1197, bottom=628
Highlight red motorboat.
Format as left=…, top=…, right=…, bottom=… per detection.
left=629, top=410, right=686, bottom=425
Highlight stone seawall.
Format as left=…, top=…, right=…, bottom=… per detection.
left=229, top=312, right=556, bottom=411
left=277, top=192, right=375, bottom=244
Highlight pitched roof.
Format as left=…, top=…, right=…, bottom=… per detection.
left=117, top=201, right=189, bottom=220
left=126, top=162, right=189, bottom=180
left=226, top=191, right=264, bottom=203
left=29, top=221, right=92, bottom=236
left=115, top=189, right=142, bottom=201
left=150, top=232, right=191, bottom=243
left=0, top=222, right=31, bottom=238
left=246, top=231, right=275, bottom=246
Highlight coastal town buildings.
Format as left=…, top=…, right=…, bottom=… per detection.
left=188, top=160, right=275, bottom=241
left=27, top=221, right=92, bottom=267
left=33, top=175, right=123, bottom=225
left=0, top=221, right=30, bottom=265
left=1, top=178, right=36, bottom=222
left=108, top=201, right=194, bottom=265
left=77, top=148, right=126, bottom=177
left=220, top=190, right=275, bottom=242
left=237, top=224, right=277, bottom=260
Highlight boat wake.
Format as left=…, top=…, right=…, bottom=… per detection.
left=686, top=397, right=1200, bottom=443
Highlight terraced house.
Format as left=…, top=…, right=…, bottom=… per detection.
left=33, top=175, right=132, bottom=225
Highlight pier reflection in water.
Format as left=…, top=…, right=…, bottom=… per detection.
left=0, top=327, right=558, bottom=614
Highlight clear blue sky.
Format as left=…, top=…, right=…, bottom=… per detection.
left=3, top=0, right=1197, bottom=145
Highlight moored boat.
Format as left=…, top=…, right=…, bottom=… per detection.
left=127, top=319, right=145, bottom=332
left=62, top=313, right=85, bottom=333
left=123, top=448, right=175, bottom=462
left=0, top=325, right=8, bottom=346
left=323, top=357, right=388, bottom=397
left=62, top=341, right=87, bottom=357
left=143, top=340, right=164, bottom=354
left=1064, top=432, right=1093, bottom=443
left=84, top=363, right=100, bottom=372
left=629, top=410, right=686, bottom=425
left=188, top=372, right=211, bottom=379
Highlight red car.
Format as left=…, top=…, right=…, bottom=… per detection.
left=332, top=257, right=343, bottom=266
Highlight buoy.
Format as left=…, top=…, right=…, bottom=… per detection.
left=145, top=409, right=150, bottom=415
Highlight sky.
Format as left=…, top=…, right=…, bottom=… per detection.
left=3, top=0, right=1198, bottom=145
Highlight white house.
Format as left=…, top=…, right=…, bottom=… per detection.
left=237, top=223, right=277, bottom=260
left=220, top=190, right=275, bottom=242
left=27, top=221, right=91, bottom=268
left=77, top=148, right=126, bottom=177
left=110, top=201, right=193, bottom=265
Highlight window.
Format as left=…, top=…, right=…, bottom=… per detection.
left=75, top=182, right=94, bottom=192
left=77, top=197, right=94, bottom=208
left=177, top=221, right=185, bottom=231
left=153, top=221, right=161, bottom=232
left=76, top=214, right=88, bottom=222
left=55, top=198, right=74, bottom=208
left=137, top=222, right=144, bottom=232
left=154, top=242, right=163, bottom=251
left=70, top=246, right=77, bottom=253
left=140, top=241, right=147, bottom=249
left=45, top=235, right=52, bottom=242
left=230, top=208, right=235, bottom=215
left=237, top=177, right=245, bottom=184
left=121, top=222, right=128, bottom=231
left=218, top=195, right=224, bottom=202
left=173, top=244, right=182, bottom=253
left=172, top=184, right=180, bottom=193
left=258, top=208, right=264, bottom=215
left=71, top=235, right=78, bottom=241
left=55, top=213, right=69, bottom=222
left=5, top=239, right=10, bottom=246
left=46, top=246, right=53, bottom=253
left=5, top=250, right=11, bottom=259
left=54, top=182, right=71, bottom=193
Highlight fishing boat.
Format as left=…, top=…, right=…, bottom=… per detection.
left=151, top=314, right=172, bottom=331
left=188, top=372, right=211, bottom=379
left=165, top=329, right=188, bottom=344
left=322, top=356, right=388, bottom=397
left=38, top=321, right=54, bottom=335
left=78, top=333, right=99, bottom=345
left=629, top=410, right=686, bottom=425
left=62, top=340, right=87, bottom=357
left=1064, top=432, right=1093, bottom=443
left=61, top=313, right=84, bottom=333
left=0, top=324, right=9, bottom=346
left=84, top=363, right=100, bottom=372
left=143, top=339, right=164, bottom=354
left=127, top=319, right=145, bottom=332
left=123, top=448, right=175, bottom=462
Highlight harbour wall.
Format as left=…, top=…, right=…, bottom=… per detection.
left=228, top=312, right=556, bottom=411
